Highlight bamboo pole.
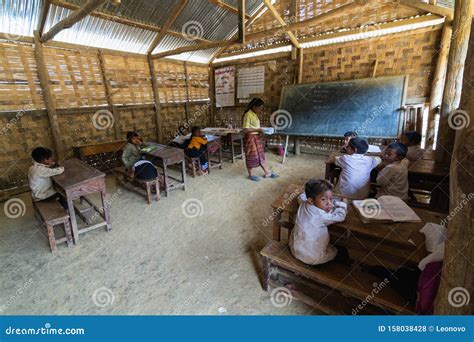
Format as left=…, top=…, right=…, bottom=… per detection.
left=426, top=24, right=452, bottom=150
left=184, top=62, right=191, bottom=122
left=37, top=0, right=51, bottom=36
left=208, top=64, right=216, bottom=126
left=263, top=0, right=300, bottom=48
left=148, top=55, right=163, bottom=144
left=436, top=0, right=473, bottom=162
left=98, top=50, right=121, bottom=140
left=238, top=0, right=246, bottom=44
left=33, top=30, right=64, bottom=160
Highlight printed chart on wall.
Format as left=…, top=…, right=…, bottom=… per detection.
left=215, top=66, right=235, bottom=107
left=237, top=66, right=265, bottom=99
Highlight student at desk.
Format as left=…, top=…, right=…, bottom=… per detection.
left=184, top=126, right=209, bottom=174
left=375, top=142, right=409, bottom=200
left=122, top=131, right=159, bottom=181
left=401, top=131, right=424, bottom=162
left=289, top=179, right=350, bottom=266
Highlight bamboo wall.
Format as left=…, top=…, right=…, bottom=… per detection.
left=0, top=41, right=210, bottom=191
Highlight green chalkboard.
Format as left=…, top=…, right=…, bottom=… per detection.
left=275, top=76, right=407, bottom=138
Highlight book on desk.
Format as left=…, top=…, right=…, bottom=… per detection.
left=352, top=196, right=421, bottom=223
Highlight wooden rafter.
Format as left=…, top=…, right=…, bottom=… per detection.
left=238, top=0, right=246, bottom=44
left=208, top=0, right=250, bottom=18
left=151, top=39, right=238, bottom=59
left=147, top=0, right=188, bottom=54
left=396, top=0, right=453, bottom=20
left=50, top=0, right=212, bottom=44
left=263, top=0, right=300, bottom=48
left=40, top=0, right=109, bottom=43
left=37, top=0, right=51, bottom=36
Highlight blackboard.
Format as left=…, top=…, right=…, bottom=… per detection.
left=275, top=76, right=407, bottom=138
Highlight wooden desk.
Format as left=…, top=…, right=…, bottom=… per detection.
left=206, top=136, right=223, bottom=170
left=141, top=143, right=186, bottom=197
left=271, top=184, right=445, bottom=269
left=53, top=158, right=111, bottom=243
left=202, top=127, right=244, bottom=163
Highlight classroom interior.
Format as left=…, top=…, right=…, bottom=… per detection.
left=0, top=0, right=473, bottom=315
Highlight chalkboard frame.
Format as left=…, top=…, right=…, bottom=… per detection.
left=276, top=75, right=408, bottom=139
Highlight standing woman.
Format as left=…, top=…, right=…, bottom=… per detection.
left=242, top=98, right=278, bottom=181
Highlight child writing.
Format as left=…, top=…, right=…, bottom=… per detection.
left=122, top=131, right=159, bottom=180
left=185, top=126, right=209, bottom=174
left=375, top=142, right=409, bottom=200
left=401, top=131, right=424, bottom=162
left=170, top=125, right=190, bottom=149
left=341, top=131, right=358, bottom=152
left=334, top=137, right=381, bottom=200
left=28, top=147, right=67, bottom=209
left=289, top=179, right=350, bottom=266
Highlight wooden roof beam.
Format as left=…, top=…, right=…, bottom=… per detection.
left=50, top=0, right=212, bottom=44
left=263, top=0, right=300, bottom=48
left=208, top=0, right=250, bottom=18
left=147, top=0, right=188, bottom=54
left=151, top=39, right=238, bottom=59
left=40, top=0, right=109, bottom=43
left=37, top=0, right=51, bottom=36
left=396, top=0, right=454, bottom=21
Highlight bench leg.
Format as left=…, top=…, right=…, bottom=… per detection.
left=100, top=190, right=112, bottom=231
left=272, top=211, right=282, bottom=242
left=181, top=160, right=186, bottom=191
left=146, top=182, right=152, bottom=205
left=163, top=163, right=169, bottom=197
left=64, top=220, right=73, bottom=247
left=155, top=179, right=160, bottom=202
left=47, top=223, right=57, bottom=253
left=262, top=257, right=270, bottom=292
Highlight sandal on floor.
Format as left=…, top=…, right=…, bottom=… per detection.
left=249, top=175, right=261, bottom=181
left=264, top=172, right=279, bottom=179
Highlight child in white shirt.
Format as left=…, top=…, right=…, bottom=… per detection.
left=334, top=137, right=381, bottom=199
left=401, top=131, right=424, bottom=162
left=28, top=147, right=67, bottom=208
left=289, top=179, right=349, bottom=266
left=376, top=142, right=409, bottom=200
left=340, top=131, right=358, bottom=153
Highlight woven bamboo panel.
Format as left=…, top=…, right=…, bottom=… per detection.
left=0, top=42, right=44, bottom=111
left=43, top=46, right=107, bottom=109
left=153, top=59, right=188, bottom=104
left=102, top=54, right=154, bottom=105
left=118, top=107, right=156, bottom=142
left=186, top=64, right=210, bottom=101
left=0, top=112, right=53, bottom=190
left=161, top=104, right=187, bottom=143
left=188, top=103, right=210, bottom=128
left=302, top=29, right=441, bottom=99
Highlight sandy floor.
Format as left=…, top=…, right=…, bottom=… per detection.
left=0, top=153, right=327, bottom=315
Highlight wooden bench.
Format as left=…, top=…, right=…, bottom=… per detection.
left=74, top=140, right=126, bottom=173
left=114, top=166, right=160, bottom=204
left=261, top=240, right=415, bottom=315
left=33, top=200, right=73, bottom=253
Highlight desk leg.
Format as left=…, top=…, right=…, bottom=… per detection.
left=219, top=143, right=223, bottom=168
left=67, top=195, right=79, bottom=244
left=240, top=137, right=244, bottom=160
left=272, top=210, right=282, bottom=242
left=181, top=160, right=187, bottom=191
left=163, top=162, right=169, bottom=197
left=101, top=190, right=112, bottom=231
left=324, top=163, right=331, bottom=181
left=231, top=135, right=236, bottom=163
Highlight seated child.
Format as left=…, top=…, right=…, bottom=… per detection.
left=375, top=142, right=409, bottom=200
left=401, top=131, right=424, bottom=162
left=170, top=125, right=190, bottom=149
left=289, top=179, right=349, bottom=266
left=122, top=131, right=158, bottom=181
left=341, top=131, right=358, bottom=152
left=334, top=137, right=381, bottom=200
left=185, top=126, right=209, bottom=174
left=28, top=147, right=67, bottom=209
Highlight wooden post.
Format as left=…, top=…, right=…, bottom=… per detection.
left=148, top=55, right=163, bottom=144
left=293, top=47, right=304, bottom=155
left=184, top=61, right=191, bottom=122
left=436, top=0, right=473, bottom=161
left=426, top=24, right=452, bottom=150
left=98, top=50, right=121, bottom=140
left=37, top=0, right=51, bottom=36
left=435, top=20, right=474, bottom=315
left=208, top=65, right=216, bottom=126
left=33, top=30, right=64, bottom=160
left=238, top=0, right=246, bottom=44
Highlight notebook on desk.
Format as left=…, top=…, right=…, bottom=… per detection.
left=352, top=196, right=421, bottom=223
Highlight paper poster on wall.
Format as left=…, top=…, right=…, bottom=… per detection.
left=237, top=66, right=265, bottom=99
left=215, top=66, right=235, bottom=107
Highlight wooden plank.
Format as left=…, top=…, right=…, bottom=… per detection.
left=151, top=39, right=238, bottom=60
left=40, top=0, right=109, bottom=43
left=148, top=55, right=163, bottom=144
left=398, top=0, right=454, bottom=20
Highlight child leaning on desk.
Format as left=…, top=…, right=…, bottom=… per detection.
left=122, top=131, right=159, bottom=181
left=28, top=147, right=67, bottom=209
left=375, top=142, right=409, bottom=200
left=289, top=179, right=351, bottom=266
left=184, top=126, right=209, bottom=174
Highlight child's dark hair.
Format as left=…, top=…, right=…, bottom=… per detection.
left=404, top=131, right=422, bottom=145
left=388, top=142, right=408, bottom=158
left=31, top=147, right=53, bottom=163
left=126, top=131, right=139, bottom=142
left=344, top=131, right=358, bottom=138
left=190, top=126, right=200, bottom=136
left=305, top=178, right=334, bottom=199
left=242, top=97, right=264, bottom=121
left=348, top=137, right=369, bottom=154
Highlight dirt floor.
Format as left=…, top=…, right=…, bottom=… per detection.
left=0, top=153, right=328, bottom=315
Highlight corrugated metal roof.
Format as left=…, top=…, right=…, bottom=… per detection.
left=0, top=0, right=41, bottom=38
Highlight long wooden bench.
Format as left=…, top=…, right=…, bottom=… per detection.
left=33, top=200, right=73, bottom=253
left=73, top=140, right=126, bottom=173
left=114, top=166, right=160, bottom=204
left=261, top=240, right=415, bottom=315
